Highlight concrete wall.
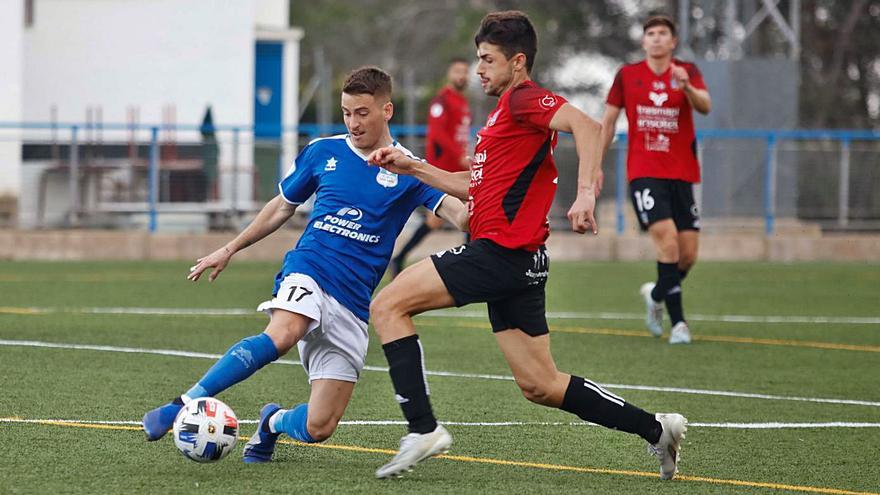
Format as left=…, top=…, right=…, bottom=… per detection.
left=18, top=0, right=262, bottom=221
left=255, top=0, right=288, bottom=29
left=1, top=229, right=878, bottom=262
left=23, top=0, right=255, bottom=131
left=0, top=0, right=24, bottom=197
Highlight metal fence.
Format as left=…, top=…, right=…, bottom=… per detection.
left=4, top=122, right=879, bottom=234
left=554, top=129, right=880, bottom=235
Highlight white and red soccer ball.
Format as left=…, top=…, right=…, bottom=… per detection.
left=172, top=397, right=239, bottom=463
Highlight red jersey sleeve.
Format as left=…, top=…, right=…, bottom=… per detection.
left=606, top=68, right=625, bottom=107
left=509, top=86, right=568, bottom=130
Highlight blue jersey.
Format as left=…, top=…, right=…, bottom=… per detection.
left=275, top=134, right=446, bottom=322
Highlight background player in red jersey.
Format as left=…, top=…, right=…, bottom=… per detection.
left=368, top=10, right=687, bottom=481
left=602, top=15, right=712, bottom=345
left=390, top=58, right=472, bottom=277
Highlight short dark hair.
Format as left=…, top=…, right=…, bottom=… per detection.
left=643, top=15, right=677, bottom=37
left=474, top=10, right=537, bottom=73
left=342, top=66, right=392, bottom=99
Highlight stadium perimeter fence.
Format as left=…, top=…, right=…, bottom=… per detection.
left=3, top=122, right=879, bottom=234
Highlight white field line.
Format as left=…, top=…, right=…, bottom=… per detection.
left=5, top=306, right=880, bottom=325
left=429, top=310, right=880, bottom=326
left=2, top=418, right=879, bottom=429
left=2, top=338, right=879, bottom=408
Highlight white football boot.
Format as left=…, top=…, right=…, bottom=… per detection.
left=639, top=282, right=665, bottom=337
left=375, top=425, right=452, bottom=479
left=669, top=321, right=692, bottom=344
left=648, top=413, right=688, bottom=480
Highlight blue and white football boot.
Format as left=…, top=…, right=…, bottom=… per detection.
left=142, top=397, right=184, bottom=441
left=242, top=403, right=282, bottom=463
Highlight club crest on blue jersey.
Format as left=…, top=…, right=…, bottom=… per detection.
left=376, top=168, right=398, bottom=188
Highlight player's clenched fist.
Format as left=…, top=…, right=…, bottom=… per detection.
left=670, top=63, right=690, bottom=90
left=367, top=147, right=420, bottom=175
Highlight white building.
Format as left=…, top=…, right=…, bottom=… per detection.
left=0, top=0, right=302, bottom=228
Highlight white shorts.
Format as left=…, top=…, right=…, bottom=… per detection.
left=256, top=273, right=369, bottom=383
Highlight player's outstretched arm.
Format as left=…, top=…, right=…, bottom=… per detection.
left=435, top=196, right=469, bottom=232
left=600, top=104, right=622, bottom=157
left=367, top=147, right=470, bottom=200
left=549, top=103, right=602, bottom=235
left=187, top=195, right=297, bottom=282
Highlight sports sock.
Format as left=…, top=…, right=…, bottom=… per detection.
left=651, top=261, right=684, bottom=324
left=383, top=334, right=437, bottom=434
left=560, top=376, right=662, bottom=444
left=272, top=404, right=316, bottom=443
left=185, top=333, right=278, bottom=399
left=650, top=261, right=679, bottom=302
left=678, top=268, right=689, bottom=281
left=395, top=223, right=432, bottom=265
left=666, top=287, right=685, bottom=325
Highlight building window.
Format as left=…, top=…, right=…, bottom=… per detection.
left=24, top=0, right=34, bottom=28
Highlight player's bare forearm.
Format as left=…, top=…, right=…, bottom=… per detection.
left=600, top=105, right=622, bottom=155
left=435, top=196, right=469, bottom=232
left=414, top=166, right=469, bottom=201
left=188, top=196, right=297, bottom=282
left=226, top=195, right=297, bottom=254
left=551, top=104, right=603, bottom=194
left=550, top=104, right=602, bottom=234
left=684, top=86, right=711, bottom=114
left=369, top=147, right=470, bottom=200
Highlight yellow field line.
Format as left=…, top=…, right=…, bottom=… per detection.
left=0, top=307, right=43, bottom=315
left=416, top=319, right=880, bottom=353
left=3, top=418, right=876, bottom=495
left=3, top=306, right=877, bottom=352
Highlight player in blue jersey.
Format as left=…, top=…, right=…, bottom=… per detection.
left=141, top=67, right=467, bottom=463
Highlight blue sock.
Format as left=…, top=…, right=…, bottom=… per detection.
left=276, top=404, right=316, bottom=443
left=185, top=333, right=279, bottom=399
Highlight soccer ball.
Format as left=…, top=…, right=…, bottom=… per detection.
left=172, top=397, right=239, bottom=463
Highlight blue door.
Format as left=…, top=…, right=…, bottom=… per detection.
left=254, top=41, right=283, bottom=138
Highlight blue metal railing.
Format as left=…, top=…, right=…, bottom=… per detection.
left=4, top=122, right=879, bottom=234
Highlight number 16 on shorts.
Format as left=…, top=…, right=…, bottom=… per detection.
left=634, top=187, right=654, bottom=228
left=634, top=188, right=654, bottom=212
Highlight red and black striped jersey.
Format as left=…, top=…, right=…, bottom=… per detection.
left=469, top=80, right=566, bottom=251
left=607, top=59, right=707, bottom=183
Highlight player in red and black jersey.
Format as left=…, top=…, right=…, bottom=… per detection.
left=602, top=15, right=712, bottom=345
left=368, top=11, right=687, bottom=481
left=391, top=58, right=472, bottom=277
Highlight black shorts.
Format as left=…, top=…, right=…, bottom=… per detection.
left=629, top=177, right=700, bottom=231
left=430, top=238, right=549, bottom=336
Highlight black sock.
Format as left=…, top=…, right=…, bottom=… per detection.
left=678, top=268, right=689, bottom=281
left=651, top=261, right=684, bottom=324
left=382, top=335, right=437, bottom=434
left=666, top=288, right=685, bottom=325
left=650, top=261, right=679, bottom=302
left=395, top=223, right=432, bottom=263
left=560, top=376, right=661, bottom=444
